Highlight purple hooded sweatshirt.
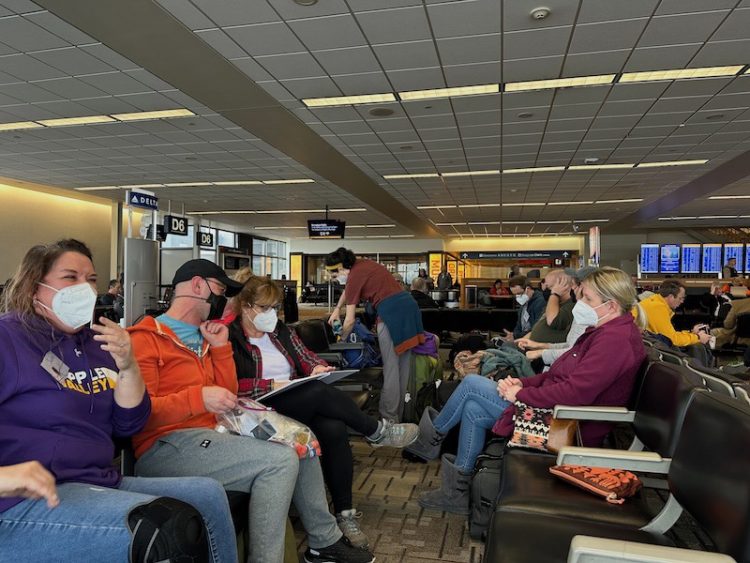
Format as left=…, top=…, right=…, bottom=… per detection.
left=0, top=313, right=151, bottom=513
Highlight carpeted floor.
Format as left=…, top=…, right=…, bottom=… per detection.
left=292, top=439, right=484, bottom=563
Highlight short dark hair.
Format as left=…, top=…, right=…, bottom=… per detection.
left=108, top=279, right=119, bottom=289
left=508, top=275, right=528, bottom=289
left=324, top=247, right=357, bottom=270
left=658, top=279, right=685, bottom=298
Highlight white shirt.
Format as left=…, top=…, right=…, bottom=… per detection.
left=248, top=333, right=292, bottom=382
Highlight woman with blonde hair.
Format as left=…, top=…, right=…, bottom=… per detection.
left=224, top=275, right=418, bottom=549
left=405, top=267, right=647, bottom=515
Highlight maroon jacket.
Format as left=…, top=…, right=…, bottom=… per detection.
left=493, top=314, right=646, bottom=446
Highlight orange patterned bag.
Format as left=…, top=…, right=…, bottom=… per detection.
left=549, top=465, right=643, bottom=504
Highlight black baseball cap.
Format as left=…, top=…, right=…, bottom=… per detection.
left=172, top=259, right=244, bottom=297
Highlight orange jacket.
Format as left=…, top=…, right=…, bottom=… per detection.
left=128, top=316, right=238, bottom=458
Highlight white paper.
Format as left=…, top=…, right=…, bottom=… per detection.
left=257, top=369, right=359, bottom=402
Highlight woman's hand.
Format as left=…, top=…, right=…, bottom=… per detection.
left=550, top=277, right=572, bottom=298
left=327, top=309, right=340, bottom=326
left=311, top=365, right=334, bottom=376
left=92, top=317, right=135, bottom=371
left=515, top=338, right=540, bottom=350
left=0, top=461, right=59, bottom=508
left=497, top=377, right=520, bottom=395
left=502, top=384, right=523, bottom=403
left=200, top=321, right=229, bottom=347
left=526, top=349, right=543, bottom=360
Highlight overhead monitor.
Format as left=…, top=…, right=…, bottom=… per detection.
left=746, top=245, right=750, bottom=274
left=307, top=219, right=345, bottom=239
left=681, top=244, right=701, bottom=274
left=659, top=244, right=680, bottom=274
left=724, top=243, right=744, bottom=273
left=702, top=243, right=722, bottom=273
left=639, top=243, right=659, bottom=274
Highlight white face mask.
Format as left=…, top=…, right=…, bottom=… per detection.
left=37, top=282, right=97, bottom=329
left=515, top=293, right=529, bottom=306
left=251, top=308, right=278, bottom=333
left=336, top=273, right=348, bottom=285
left=572, top=300, right=610, bottom=327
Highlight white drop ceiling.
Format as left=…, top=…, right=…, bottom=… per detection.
left=1, top=0, right=750, bottom=239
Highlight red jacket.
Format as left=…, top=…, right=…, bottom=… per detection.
left=493, top=314, right=646, bottom=446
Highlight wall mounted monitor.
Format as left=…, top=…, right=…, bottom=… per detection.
left=681, top=244, right=701, bottom=274
left=723, top=243, right=744, bottom=273
left=702, top=244, right=722, bottom=273
left=659, top=244, right=681, bottom=274
left=640, top=243, right=659, bottom=274
left=307, top=219, right=345, bottom=239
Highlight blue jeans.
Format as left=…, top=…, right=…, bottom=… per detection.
left=433, top=374, right=511, bottom=473
left=0, top=476, right=237, bottom=563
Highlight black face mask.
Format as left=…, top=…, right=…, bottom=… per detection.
left=203, top=279, right=227, bottom=320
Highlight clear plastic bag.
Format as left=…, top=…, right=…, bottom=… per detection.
left=216, top=397, right=321, bottom=459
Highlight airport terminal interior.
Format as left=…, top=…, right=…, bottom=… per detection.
left=2, top=0, right=750, bottom=562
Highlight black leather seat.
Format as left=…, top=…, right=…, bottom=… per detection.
left=485, top=391, right=750, bottom=563
left=493, top=361, right=703, bottom=527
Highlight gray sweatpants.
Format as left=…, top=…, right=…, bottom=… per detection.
left=377, top=321, right=413, bottom=422
left=135, top=428, right=341, bottom=563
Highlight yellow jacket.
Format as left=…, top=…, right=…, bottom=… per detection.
left=633, top=293, right=699, bottom=347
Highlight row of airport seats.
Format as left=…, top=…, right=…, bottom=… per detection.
left=482, top=345, right=750, bottom=563
left=419, top=308, right=516, bottom=337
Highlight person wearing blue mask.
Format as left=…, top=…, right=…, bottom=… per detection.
left=502, top=275, right=546, bottom=341
left=405, top=267, right=647, bottom=515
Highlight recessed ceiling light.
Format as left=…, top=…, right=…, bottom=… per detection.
left=384, top=173, right=440, bottom=179
left=517, top=112, right=534, bottom=119
left=547, top=201, right=594, bottom=205
left=619, top=65, right=744, bottom=83
left=38, top=115, right=116, bottom=127
left=399, top=145, right=414, bottom=151
left=595, top=198, right=643, bottom=204
left=294, top=0, right=318, bottom=5
left=111, top=109, right=195, bottom=121
left=441, top=169, right=500, bottom=177
left=568, top=163, right=634, bottom=170
left=705, top=113, right=725, bottom=120
left=0, top=121, right=43, bottom=132
left=505, top=74, right=615, bottom=92
left=302, top=93, right=396, bottom=108
left=636, top=159, right=708, bottom=168
left=368, top=107, right=395, bottom=117
left=399, top=83, right=499, bottom=101
left=503, top=166, right=566, bottom=174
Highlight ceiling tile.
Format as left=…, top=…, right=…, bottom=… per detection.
left=255, top=52, right=325, bottom=80
left=569, top=19, right=648, bottom=53
left=638, top=11, right=730, bottom=47
left=504, top=26, right=573, bottom=60
left=194, top=29, right=248, bottom=59
left=189, top=0, right=280, bottom=26
left=313, top=46, right=381, bottom=75
left=355, top=6, right=432, bottom=44
left=225, top=22, right=305, bottom=57
left=0, top=15, right=70, bottom=52
left=623, top=44, right=702, bottom=72
left=428, top=0, right=501, bottom=37
left=288, top=14, right=366, bottom=51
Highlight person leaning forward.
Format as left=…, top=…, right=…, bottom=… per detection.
left=129, top=258, right=375, bottom=563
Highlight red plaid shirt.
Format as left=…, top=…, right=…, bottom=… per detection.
left=224, top=315, right=327, bottom=399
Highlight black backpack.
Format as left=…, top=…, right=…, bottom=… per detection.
left=128, top=497, right=209, bottom=563
left=468, top=437, right=508, bottom=541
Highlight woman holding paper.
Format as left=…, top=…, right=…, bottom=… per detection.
left=226, top=276, right=418, bottom=549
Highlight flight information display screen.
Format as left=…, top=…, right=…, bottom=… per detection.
left=640, top=244, right=659, bottom=273
left=702, top=244, right=722, bottom=273
left=746, top=245, right=750, bottom=274
left=660, top=244, right=681, bottom=274
left=681, top=244, right=701, bottom=274
left=724, top=243, right=744, bottom=273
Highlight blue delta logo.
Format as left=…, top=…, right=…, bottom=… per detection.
left=130, top=193, right=158, bottom=208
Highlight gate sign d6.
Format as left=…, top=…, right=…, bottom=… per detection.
left=197, top=231, right=214, bottom=248
left=164, top=215, right=188, bottom=236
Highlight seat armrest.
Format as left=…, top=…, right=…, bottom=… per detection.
left=553, top=405, right=635, bottom=422
left=316, top=352, right=344, bottom=365
left=567, top=536, right=736, bottom=563
left=556, top=447, right=671, bottom=474
left=329, top=342, right=364, bottom=351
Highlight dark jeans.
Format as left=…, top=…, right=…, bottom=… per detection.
left=265, top=380, right=379, bottom=513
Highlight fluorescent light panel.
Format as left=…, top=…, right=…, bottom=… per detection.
left=503, top=166, right=566, bottom=174
left=502, top=202, right=545, bottom=207
left=399, top=84, right=499, bottom=101
left=620, top=66, right=744, bottom=83
left=262, top=179, right=315, bottom=185
left=637, top=159, right=708, bottom=168
left=441, top=169, right=500, bottom=177
left=384, top=173, right=440, bottom=179
left=459, top=203, right=500, bottom=208
left=164, top=182, right=212, bottom=187
left=595, top=198, right=643, bottom=204
left=417, top=205, right=456, bottom=209
left=111, top=109, right=195, bottom=121
left=0, top=108, right=194, bottom=132
left=0, top=121, right=43, bottom=131
left=505, top=74, right=615, bottom=92
left=302, top=93, right=396, bottom=108
left=214, top=180, right=263, bottom=186
left=38, top=115, right=115, bottom=127
left=708, top=195, right=750, bottom=200
left=547, top=201, right=594, bottom=206
left=568, top=163, right=634, bottom=171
